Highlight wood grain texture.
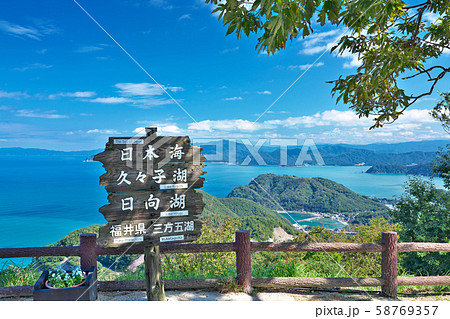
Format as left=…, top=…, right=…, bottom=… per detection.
left=381, top=231, right=398, bottom=298
left=398, top=242, right=450, bottom=252
left=96, top=242, right=236, bottom=255
left=99, top=163, right=205, bottom=193
left=252, top=277, right=384, bottom=288
left=398, top=276, right=450, bottom=286
left=0, top=246, right=80, bottom=258
left=145, top=246, right=166, bottom=301
left=98, top=218, right=202, bottom=248
left=80, top=233, right=97, bottom=269
left=236, top=231, right=252, bottom=293
left=98, top=279, right=220, bottom=291
left=105, top=135, right=190, bottom=150
left=251, top=242, right=385, bottom=252
left=94, top=146, right=206, bottom=168
left=99, top=189, right=205, bottom=221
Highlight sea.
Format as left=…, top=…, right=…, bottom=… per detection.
left=0, top=156, right=444, bottom=267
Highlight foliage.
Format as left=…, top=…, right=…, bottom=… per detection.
left=289, top=219, right=400, bottom=277
left=0, top=262, right=40, bottom=287
left=200, top=190, right=296, bottom=240
left=32, top=225, right=100, bottom=271
left=31, top=224, right=140, bottom=272
left=206, top=0, right=450, bottom=128
left=250, top=218, right=399, bottom=279
left=366, top=164, right=434, bottom=176
left=431, top=92, right=450, bottom=133
left=219, top=197, right=296, bottom=235
left=227, top=174, right=389, bottom=219
left=47, top=265, right=84, bottom=288
left=433, top=145, right=450, bottom=188
left=161, top=216, right=240, bottom=279
left=202, top=142, right=438, bottom=167
left=392, top=176, right=450, bottom=275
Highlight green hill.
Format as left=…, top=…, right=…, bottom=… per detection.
left=198, top=190, right=296, bottom=240
left=366, top=164, right=434, bottom=176
left=227, top=174, right=389, bottom=220
left=32, top=190, right=297, bottom=271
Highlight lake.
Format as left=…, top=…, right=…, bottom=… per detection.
left=0, top=157, right=444, bottom=266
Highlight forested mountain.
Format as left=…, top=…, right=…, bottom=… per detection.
left=1, top=140, right=443, bottom=167
left=199, top=141, right=437, bottom=166
left=200, top=190, right=296, bottom=240
left=0, top=147, right=102, bottom=157
left=227, top=174, right=389, bottom=218
left=366, top=164, right=435, bottom=176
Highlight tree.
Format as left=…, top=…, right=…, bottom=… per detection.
left=392, top=176, right=450, bottom=275
left=206, top=0, right=450, bottom=128
left=433, top=143, right=450, bottom=187
left=430, top=91, right=450, bottom=133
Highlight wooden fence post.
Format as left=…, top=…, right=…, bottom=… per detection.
left=144, top=245, right=166, bottom=301
left=236, top=230, right=252, bottom=293
left=80, top=233, right=97, bottom=270
left=381, top=231, right=398, bottom=298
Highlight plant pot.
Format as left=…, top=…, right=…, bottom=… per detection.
left=33, top=266, right=97, bottom=301
left=44, top=278, right=86, bottom=289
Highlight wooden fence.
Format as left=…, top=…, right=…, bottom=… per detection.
left=1, top=231, right=450, bottom=299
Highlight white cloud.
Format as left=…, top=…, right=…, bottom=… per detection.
left=87, top=129, right=120, bottom=134
left=75, top=46, right=104, bottom=53
left=188, top=119, right=271, bottom=132
left=115, top=83, right=183, bottom=97
left=220, top=46, right=239, bottom=54
left=15, top=109, right=68, bottom=119
left=224, top=96, right=243, bottom=101
left=288, top=62, right=324, bottom=70
left=0, top=90, right=29, bottom=99
left=298, top=29, right=361, bottom=68
left=83, top=83, right=182, bottom=107
left=0, top=20, right=58, bottom=40
left=186, top=109, right=440, bottom=140
left=423, top=12, right=441, bottom=24
left=132, top=98, right=176, bottom=108
left=49, top=91, right=97, bottom=99
left=14, top=63, right=52, bottom=72
left=179, top=14, right=191, bottom=20
left=133, top=124, right=182, bottom=135
left=89, top=97, right=134, bottom=104
left=257, top=90, right=272, bottom=95
left=340, top=50, right=362, bottom=69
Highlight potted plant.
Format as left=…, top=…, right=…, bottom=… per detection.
left=33, top=265, right=97, bottom=301
left=45, top=266, right=86, bottom=289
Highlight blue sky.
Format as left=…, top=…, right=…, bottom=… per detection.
left=0, top=0, right=449, bottom=151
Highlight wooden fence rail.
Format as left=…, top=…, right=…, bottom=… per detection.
left=1, top=231, right=450, bottom=299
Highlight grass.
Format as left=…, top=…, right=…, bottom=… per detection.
left=0, top=260, right=41, bottom=287
left=1, top=259, right=449, bottom=299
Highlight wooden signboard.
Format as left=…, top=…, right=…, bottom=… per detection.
left=94, top=136, right=206, bottom=168
left=98, top=218, right=202, bottom=247
left=98, top=163, right=205, bottom=193
left=95, top=128, right=206, bottom=248
left=99, top=189, right=204, bottom=221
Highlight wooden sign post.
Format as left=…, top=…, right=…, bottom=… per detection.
left=94, top=127, right=206, bottom=300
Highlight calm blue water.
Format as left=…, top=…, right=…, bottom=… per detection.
left=202, top=162, right=444, bottom=198
left=279, top=212, right=346, bottom=230
left=0, top=157, right=444, bottom=261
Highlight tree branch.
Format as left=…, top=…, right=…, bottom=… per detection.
left=402, top=65, right=448, bottom=81
left=404, top=2, right=430, bottom=10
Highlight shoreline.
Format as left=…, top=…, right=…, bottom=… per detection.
left=278, top=211, right=348, bottom=231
